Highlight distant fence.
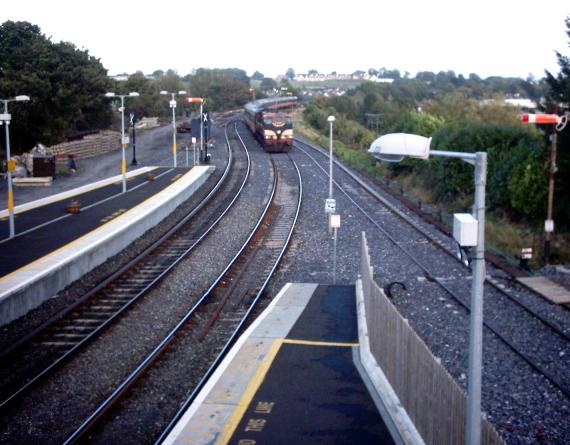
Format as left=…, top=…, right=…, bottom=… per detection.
left=359, top=232, right=505, bottom=445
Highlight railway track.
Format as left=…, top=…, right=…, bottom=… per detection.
left=294, top=137, right=570, bottom=401
left=0, top=121, right=246, bottom=411
left=62, top=128, right=302, bottom=444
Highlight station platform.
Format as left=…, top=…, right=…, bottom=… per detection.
left=0, top=165, right=214, bottom=326
left=163, top=283, right=406, bottom=445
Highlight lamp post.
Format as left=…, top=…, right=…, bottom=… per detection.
left=369, top=133, right=487, bottom=445
left=130, top=112, right=138, bottom=166
left=160, top=90, right=187, bottom=168
left=1, top=95, right=30, bottom=238
left=327, top=115, right=335, bottom=199
left=105, top=92, right=139, bottom=193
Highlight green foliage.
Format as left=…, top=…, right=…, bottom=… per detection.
left=428, top=120, right=542, bottom=220
left=188, top=69, right=250, bottom=111
left=119, top=73, right=163, bottom=119
left=391, top=111, right=445, bottom=136
left=507, top=148, right=547, bottom=220
left=0, top=21, right=112, bottom=151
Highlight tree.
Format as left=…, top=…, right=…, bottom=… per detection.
left=260, top=77, right=278, bottom=91
left=119, top=73, right=162, bottom=118
left=285, top=68, right=295, bottom=80
left=251, top=70, right=264, bottom=80
left=0, top=21, right=112, bottom=152
left=188, top=68, right=250, bottom=111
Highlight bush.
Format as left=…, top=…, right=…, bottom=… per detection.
left=426, top=120, right=543, bottom=216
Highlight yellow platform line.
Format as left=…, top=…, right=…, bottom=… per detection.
left=215, top=337, right=358, bottom=445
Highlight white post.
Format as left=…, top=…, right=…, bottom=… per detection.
left=333, top=227, right=338, bottom=284
left=171, top=94, right=177, bottom=168
left=466, top=151, right=487, bottom=445
left=120, top=96, right=127, bottom=193
left=328, top=116, right=335, bottom=199
left=3, top=100, right=15, bottom=238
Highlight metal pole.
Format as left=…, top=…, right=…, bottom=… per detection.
left=172, top=94, right=177, bottom=168
left=3, top=100, right=15, bottom=238
left=466, top=151, right=487, bottom=445
left=131, top=115, right=138, bottom=166
left=333, top=227, right=337, bottom=284
left=329, top=120, right=334, bottom=199
left=193, top=140, right=197, bottom=166
left=186, top=143, right=189, bottom=168
left=200, top=102, right=203, bottom=163
left=120, top=96, right=127, bottom=193
left=544, top=131, right=557, bottom=264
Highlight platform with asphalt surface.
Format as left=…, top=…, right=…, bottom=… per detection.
left=0, top=165, right=214, bottom=326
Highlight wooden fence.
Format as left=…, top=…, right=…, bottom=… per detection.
left=359, top=232, right=505, bottom=445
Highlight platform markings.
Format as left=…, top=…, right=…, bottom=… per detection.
left=215, top=337, right=358, bottom=445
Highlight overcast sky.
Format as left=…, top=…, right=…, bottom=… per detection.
left=1, top=0, right=568, bottom=79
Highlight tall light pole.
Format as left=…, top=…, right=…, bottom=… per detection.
left=105, top=92, right=139, bottom=193
left=327, top=115, right=335, bottom=199
left=161, top=90, right=187, bottom=168
left=1, top=95, right=30, bottom=238
left=369, top=133, right=487, bottom=445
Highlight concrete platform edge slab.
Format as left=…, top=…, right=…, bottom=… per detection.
left=355, top=278, right=425, bottom=445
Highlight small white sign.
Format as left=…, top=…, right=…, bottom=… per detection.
left=325, top=198, right=336, bottom=214
left=170, top=100, right=177, bottom=107
left=192, top=137, right=197, bottom=144
left=122, top=136, right=130, bottom=145
left=545, top=219, right=554, bottom=233
left=0, top=113, right=11, bottom=121
left=330, top=214, right=341, bottom=229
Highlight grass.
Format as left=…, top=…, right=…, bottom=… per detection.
left=294, top=111, right=570, bottom=269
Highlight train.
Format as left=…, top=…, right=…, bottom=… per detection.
left=244, top=96, right=298, bottom=152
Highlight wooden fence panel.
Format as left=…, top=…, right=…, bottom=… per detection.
left=359, top=232, right=504, bottom=445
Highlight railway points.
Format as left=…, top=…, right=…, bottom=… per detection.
left=0, top=165, right=214, bottom=326
left=162, top=283, right=403, bottom=445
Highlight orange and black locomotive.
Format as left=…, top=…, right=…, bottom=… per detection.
left=244, top=97, right=297, bottom=153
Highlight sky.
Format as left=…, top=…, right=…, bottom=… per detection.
left=1, top=0, right=569, bottom=80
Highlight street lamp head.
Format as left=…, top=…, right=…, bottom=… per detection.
left=328, top=115, right=336, bottom=123
left=368, top=133, right=431, bottom=163
left=160, top=90, right=168, bottom=95
left=128, top=92, right=140, bottom=97
left=105, top=92, right=116, bottom=98
left=178, top=90, right=187, bottom=95
left=14, top=95, right=30, bottom=102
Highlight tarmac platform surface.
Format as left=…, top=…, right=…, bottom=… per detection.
left=164, top=283, right=396, bottom=445
left=0, top=167, right=172, bottom=276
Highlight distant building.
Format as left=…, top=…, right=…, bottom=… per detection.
left=504, top=98, right=537, bottom=109
left=293, top=71, right=394, bottom=83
